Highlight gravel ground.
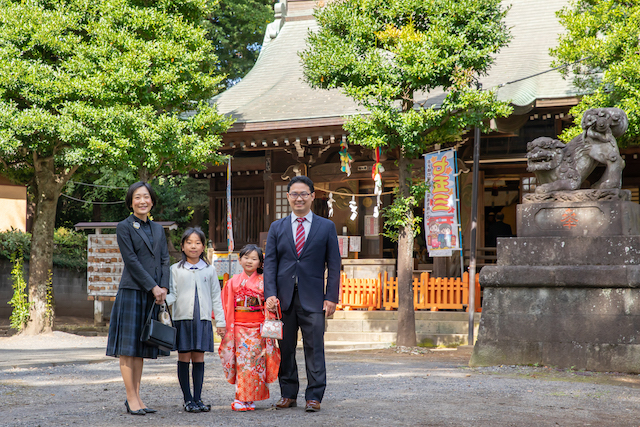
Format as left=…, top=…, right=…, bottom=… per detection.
left=1, top=333, right=640, bottom=426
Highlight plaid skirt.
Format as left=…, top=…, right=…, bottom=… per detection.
left=106, top=288, right=168, bottom=358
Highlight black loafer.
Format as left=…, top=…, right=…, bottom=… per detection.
left=195, top=400, right=211, bottom=412
left=184, top=401, right=201, bottom=413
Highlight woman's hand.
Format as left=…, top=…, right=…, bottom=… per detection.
left=265, top=296, right=279, bottom=313
left=216, top=327, right=226, bottom=338
left=152, top=285, right=167, bottom=304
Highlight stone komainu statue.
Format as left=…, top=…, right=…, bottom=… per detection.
left=526, top=108, right=628, bottom=194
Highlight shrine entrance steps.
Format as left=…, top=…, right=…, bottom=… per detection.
left=321, top=311, right=481, bottom=346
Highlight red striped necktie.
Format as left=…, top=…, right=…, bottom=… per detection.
left=295, top=217, right=305, bottom=257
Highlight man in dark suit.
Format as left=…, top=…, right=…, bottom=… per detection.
left=486, top=211, right=513, bottom=247
left=264, top=175, right=341, bottom=413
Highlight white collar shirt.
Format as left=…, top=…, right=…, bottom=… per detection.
left=183, top=259, right=208, bottom=270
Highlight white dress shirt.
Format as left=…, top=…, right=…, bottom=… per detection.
left=290, top=211, right=313, bottom=244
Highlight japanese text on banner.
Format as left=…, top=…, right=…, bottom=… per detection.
left=424, top=149, right=460, bottom=256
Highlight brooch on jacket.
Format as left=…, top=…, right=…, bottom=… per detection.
left=133, top=222, right=140, bottom=229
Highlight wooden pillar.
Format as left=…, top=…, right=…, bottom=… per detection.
left=208, top=176, right=216, bottom=245
left=94, top=299, right=105, bottom=326
left=432, top=257, right=448, bottom=278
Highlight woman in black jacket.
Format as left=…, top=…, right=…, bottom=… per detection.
left=106, top=181, right=170, bottom=415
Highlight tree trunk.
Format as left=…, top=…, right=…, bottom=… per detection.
left=396, top=150, right=417, bottom=347
left=22, top=158, right=73, bottom=335
left=139, top=166, right=149, bottom=182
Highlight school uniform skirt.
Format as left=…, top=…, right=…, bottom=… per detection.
left=175, top=288, right=214, bottom=353
left=106, top=288, right=168, bottom=358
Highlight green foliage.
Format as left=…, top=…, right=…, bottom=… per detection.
left=382, top=181, right=428, bottom=242
left=301, top=0, right=513, bottom=158
left=45, top=270, right=54, bottom=325
left=551, top=0, right=640, bottom=146
left=148, top=175, right=210, bottom=224
left=53, top=227, right=87, bottom=270
left=207, top=0, right=276, bottom=87
left=0, top=228, right=87, bottom=269
left=56, top=171, right=211, bottom=246
left=8, top=252, right=30, bottom=331
left=0, top=228, right=31, bottom=261
left=0, top=0, right=232, bottom=329
left=301, top=0, right=512, bottom=251
left=55, top=167, right=132, bottom=229
left=0, top=0, right=233, bottom=183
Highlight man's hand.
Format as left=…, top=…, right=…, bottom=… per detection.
left=323, top=300, right=336, bottom=317
left=266, top=296, right=279, bottom=313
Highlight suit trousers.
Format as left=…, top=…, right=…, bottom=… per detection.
left=278, top=289, right=326, bottom=402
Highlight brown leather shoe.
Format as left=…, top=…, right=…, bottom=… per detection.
left=275, top=398, right=297, bottom=409
left=305, top=400, right=321, bottom=412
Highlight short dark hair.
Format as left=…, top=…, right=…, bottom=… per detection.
left=239, top=244, right=264, bottom=274
left=287, top=175, right=314, bottom=193
left=125, top=181, right=157, bottom=210
left=178, top=227, right=209, bottom=268
left=439, top=223, right=452, bottom=231
left=496, top=212, right=505, bottom=221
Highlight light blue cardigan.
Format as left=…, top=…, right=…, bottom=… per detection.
left=166, top=263, right=226, bottom=328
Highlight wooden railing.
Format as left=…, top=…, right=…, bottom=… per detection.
left=337, top=273, right=383, bottom=310
left=338, top=271, right=482, bottom=312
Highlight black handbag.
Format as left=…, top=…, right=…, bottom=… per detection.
left=140, top=303, right=176, bottom=352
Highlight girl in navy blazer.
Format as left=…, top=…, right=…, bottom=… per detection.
left=106, top=182, right=170, bottom=416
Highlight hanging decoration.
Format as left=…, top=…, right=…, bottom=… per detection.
left=327, top=192, right=335, bottom=217
left=226, top=159, right=234, bottom=253
left=372, top=147, right=384, bottom=218
left=349, top=195, right=358, bottom=220
left=339, top=140, right=353, bottom=176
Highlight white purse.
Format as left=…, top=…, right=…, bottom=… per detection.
left=260, top=302, right=283, bottom=339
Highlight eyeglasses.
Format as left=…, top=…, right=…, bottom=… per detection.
left=288, top=192, right=311, bottom=199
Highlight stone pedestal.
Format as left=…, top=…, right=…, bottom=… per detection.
left=341, top=258, right=396, bottom=279
left=471, top=195, right=640, bottom=373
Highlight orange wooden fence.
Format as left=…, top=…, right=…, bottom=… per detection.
left=337, top=273, right=382, bottom=310
left=338, top=271, right=481, bottom=312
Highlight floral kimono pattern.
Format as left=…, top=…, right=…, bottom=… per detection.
left=218, top=271, right=280, bottom=402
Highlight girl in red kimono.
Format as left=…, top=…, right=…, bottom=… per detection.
left=218, top=244, right=280, bottom=411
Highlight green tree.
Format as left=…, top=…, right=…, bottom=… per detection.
left=208, top=0, right=276, bottom=87
left=301, top=0, right=512, bottom=346
left=551, top=0, right=640, bottom=145
left=0, top=0, right=232, bottom=334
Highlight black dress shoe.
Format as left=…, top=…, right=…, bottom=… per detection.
left=194, top=400, right=211, bottom=412
left=142, top=407, right=157, bottom=413
left=184, top=401, right=201, bottom=413
left=125, top=400, right=146, bottom=416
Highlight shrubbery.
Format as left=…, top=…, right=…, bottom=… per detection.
left=0, top=228, right=87, bottom=270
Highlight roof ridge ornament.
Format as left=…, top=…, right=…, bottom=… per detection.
left=267, top=1, right=287, bottom=40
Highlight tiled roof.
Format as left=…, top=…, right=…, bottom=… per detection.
left=482, top=0, right=579, bottom=108
left=213, top=0, right=578, bottom=125
left=212, top=2, right=362, bottom=124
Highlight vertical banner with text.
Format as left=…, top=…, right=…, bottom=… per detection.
left=226, top=159, right=234, bottom=253
left=424, top=148, right=460, bottom=257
